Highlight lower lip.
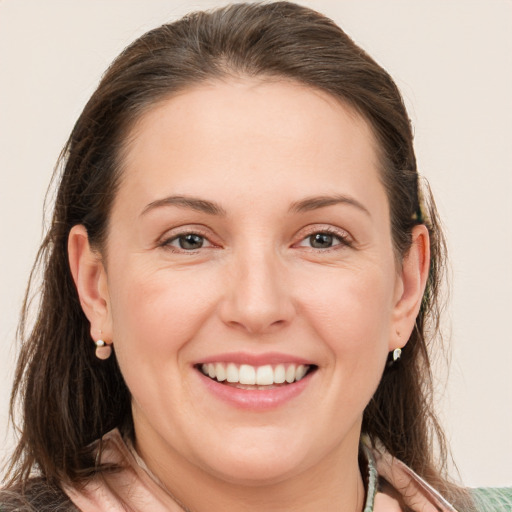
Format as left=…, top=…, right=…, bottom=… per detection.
left=196, top=369, right=314, bottom=410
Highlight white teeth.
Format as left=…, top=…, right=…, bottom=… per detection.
left=215, top=363, right=227, bottom=382
left=274, top=364, right=286, bottom=384
left=296, top=365, right=308, bottom=381
left=239, top=364, right=256, bottom=385
left=226, top=363, right=239, bottom=383
left=199, top=362, right=311, bottom=386
left=256, top=365, right=274, bottom=385
left=285, top=364, right=296, bottom=383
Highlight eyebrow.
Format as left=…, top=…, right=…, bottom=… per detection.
left=141, top=195, right=227, bottom=217
left=289, top=194, right=371, bottom=217
left=141, top=193, right=370, bottom=218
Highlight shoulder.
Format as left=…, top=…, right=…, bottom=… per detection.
left=0, top=478, right=78, bottom=512
left=471, top=487, right=512, bottom=511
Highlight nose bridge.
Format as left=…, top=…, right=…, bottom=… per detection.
left=221, top=242, right=294, bottom=334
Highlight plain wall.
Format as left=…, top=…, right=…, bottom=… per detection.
left=1, top=0, right=511, bottom=487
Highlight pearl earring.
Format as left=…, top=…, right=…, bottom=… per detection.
left=95, top=339, right=112, bottom=360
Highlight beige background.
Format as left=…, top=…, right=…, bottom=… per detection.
left=1, top=0, right=511, bottom=487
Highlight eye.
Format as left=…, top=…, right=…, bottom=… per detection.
left=308, top=233, right=337, bottom=249
left=296, top=230, right=350, bottom=250
left=164, top=233, right=212, bottom=251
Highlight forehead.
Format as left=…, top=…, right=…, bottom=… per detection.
left=115, top=78, right=385, bottom=218
left=127, top=77, right=377, bottom=154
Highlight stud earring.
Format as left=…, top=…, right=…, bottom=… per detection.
left=386, top=347, right=402, bottom=368
left=388, top=330, right=402, bottom=364
left=95, top=339, right=112, bottom=360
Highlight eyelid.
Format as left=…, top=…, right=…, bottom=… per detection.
left=157, top=225, right=219, bottom=250
left=293, top=225, right=353, bottom=249
left=167, top=234, right=213, bottom=250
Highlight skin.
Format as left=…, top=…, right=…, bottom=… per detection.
left=69, top=78, right=429, bottom=511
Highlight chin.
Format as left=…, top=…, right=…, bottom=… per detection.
left=192, top=428, right=319, bottom=486
left=207, top=454, right=306, bottom=487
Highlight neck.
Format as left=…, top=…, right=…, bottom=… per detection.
left=135, top=432, right=366, bottom=512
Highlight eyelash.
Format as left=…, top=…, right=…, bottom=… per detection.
left=159, top=226, right=352, bottom=253
left=295, top=226, right=352, bottom=251
left=159, top=228, right=215, bottom=252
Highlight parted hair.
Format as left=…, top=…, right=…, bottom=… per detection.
left=4, top=2, right=475, bottom=510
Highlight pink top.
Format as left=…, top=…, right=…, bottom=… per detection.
left=63, top=429, right=457, bottom=512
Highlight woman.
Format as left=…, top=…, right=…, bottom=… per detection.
left=1, top=2, right=510, bottom=511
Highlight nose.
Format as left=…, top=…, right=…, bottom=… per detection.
left=219, top=249, right=295, bottom=335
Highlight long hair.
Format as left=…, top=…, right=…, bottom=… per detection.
left=4, top=2, right=474, bottom=509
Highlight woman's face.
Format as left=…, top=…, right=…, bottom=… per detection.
left=92, top=79, right=421, bottom=485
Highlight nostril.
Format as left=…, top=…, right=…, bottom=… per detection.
left=218, top=269, right=295, bottom=334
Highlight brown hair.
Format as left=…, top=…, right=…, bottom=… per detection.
left=4, top=2, right=474, bottom=509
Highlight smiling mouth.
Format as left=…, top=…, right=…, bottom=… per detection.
left=197, top=362, right=317, bottom=390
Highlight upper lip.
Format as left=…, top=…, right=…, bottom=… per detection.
left=194, top=352, right=315, bottom=366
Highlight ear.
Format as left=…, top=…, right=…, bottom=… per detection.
left=68, top=225, right=113, bottom=342
left=390, top=224, right=430, bottom=351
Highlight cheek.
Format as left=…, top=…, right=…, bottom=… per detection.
left=107, top=262, right=217, bottom=363
left=295, top=265, right=395, bottom=388
left=300, top=268, right=394, bottom=342
left=105, top=263, right=222, bottom=421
